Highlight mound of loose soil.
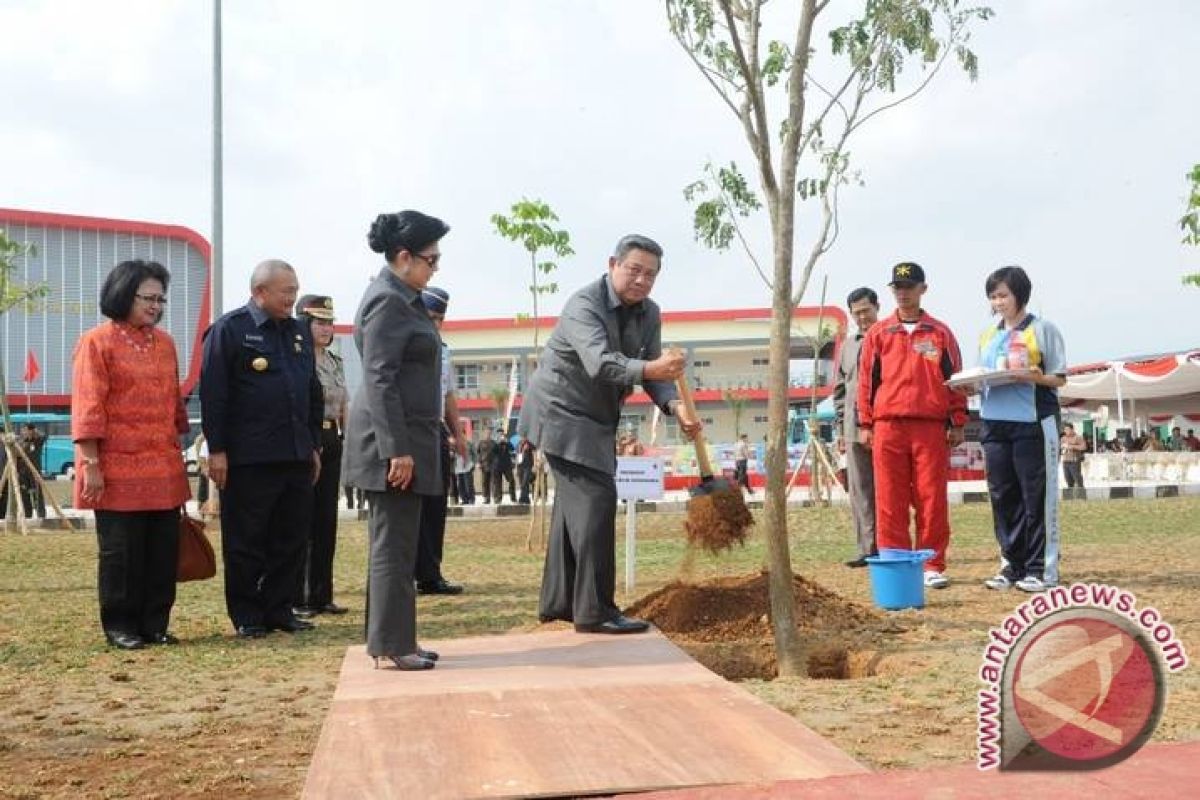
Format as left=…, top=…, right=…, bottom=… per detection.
left=627, top=571, right=878, bottom=642
left=626, top=571, right=893, bottom=681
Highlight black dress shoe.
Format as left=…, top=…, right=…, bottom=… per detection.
left=574, top=615, right=650, bottom=634
left=234, top=623, right=267, bottom=638
left=144, top=632, right=180, bottom=645
left=105, top=631, right=145, bottom=650
left=268, top=617, right=315, bottom=633
left=845, top=556, right=870, bottom=568
left=417, top=647, right=439, bottom=662
left=417, top=579, right=464, bottom=595
left=236, top=625, right=268, bottom=639
left=320, top=603, right=348, bottom=615
left=292, top=606, right=318, bottom=619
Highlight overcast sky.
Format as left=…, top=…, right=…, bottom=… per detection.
left=2, top=0, right=1197, bottom=364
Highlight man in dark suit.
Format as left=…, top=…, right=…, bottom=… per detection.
left=200, top=259, right=323, bottom=639
left=475, top=434, right=495, bottom=503
left=519, top=234, right=700, bottom=634
left=488, top=430, right=517, bottom=504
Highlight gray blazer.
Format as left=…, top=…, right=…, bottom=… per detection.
left=342, top=267, right=443, bottom=495
left=832, top=331, right=865, bottom=442
left=518, top=273, right=677, bottom=475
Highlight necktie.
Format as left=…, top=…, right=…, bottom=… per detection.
left=617, top=306, right=639, bottom=356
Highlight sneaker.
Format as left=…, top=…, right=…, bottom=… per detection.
left=1016, top=576, right=1050, bottom=593
left=983, top=574, right=1013, bottom=590
left=924, top=570, right=950, bottom=590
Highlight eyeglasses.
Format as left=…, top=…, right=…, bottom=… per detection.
left=135, top=293, right=168, bottom=305
left=621, top=263, right=658, bottom=283
left=412, top=251, right=441, bottom=271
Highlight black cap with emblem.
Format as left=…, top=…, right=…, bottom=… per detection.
left=888, top=261, right=926, bottom=287
left=296, top=295, right=335, bottom=321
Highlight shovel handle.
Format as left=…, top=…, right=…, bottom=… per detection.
left=674, top=372, right=714, bottom=478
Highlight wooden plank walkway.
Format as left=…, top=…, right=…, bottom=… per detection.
left=639, top=740, right=1200, bottom=799
left=302, top=629, right=866, bottom=799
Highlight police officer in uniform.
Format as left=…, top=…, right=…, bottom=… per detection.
left=294, top=294, right=350, bottom=616
left=414, top=287, right=466, bottom=595
left=200, top=260, right=324, bottom=638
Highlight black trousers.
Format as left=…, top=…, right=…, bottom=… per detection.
left=18, top=473, right=45, bottom=518
left=95, top=509, right=180, bottom=638
left=456, top=472, right=475, bottom=504
left=518, top=463, right=534, bottom=503
left=488, top=467, right=516, bottom=503
left=220, top=462, right=312, bottom=629
left=1063, top=460, right=1084, bottom=488
left=982, top=419, right=1054, bottom=581
left=539, top=454, right=620, bottom=626
left=735, top=459, right=751, bottom=491
left=479, top=465, right=491, bottom=502
left=415, top=491, right=449, bottom=586
left=299, top=430, right=342, bottom=608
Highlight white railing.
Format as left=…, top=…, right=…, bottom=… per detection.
left=692, top=372, right=829, bottom=391
left=1081, top=452, right=1200, bottom=483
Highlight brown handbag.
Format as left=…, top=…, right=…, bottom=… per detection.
left=177, top=511, right=217, bottom=582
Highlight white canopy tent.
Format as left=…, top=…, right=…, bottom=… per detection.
left=1059, top=350, right=1200, bottom=423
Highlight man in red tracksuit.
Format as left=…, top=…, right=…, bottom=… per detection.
left=856, top=262, right=967, bottom=589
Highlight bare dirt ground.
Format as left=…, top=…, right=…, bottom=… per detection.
left=1, top=497, right=1197, bottom=797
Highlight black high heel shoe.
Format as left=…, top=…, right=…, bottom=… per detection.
left=372, top=653, right=435, bottom=671
left=417, top=647, right=439, bottom=662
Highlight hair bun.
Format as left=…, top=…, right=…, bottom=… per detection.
left=367, top=214, right=399, bottom=254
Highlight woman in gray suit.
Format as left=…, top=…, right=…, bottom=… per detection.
left=343, top=209, right=449, bottom=671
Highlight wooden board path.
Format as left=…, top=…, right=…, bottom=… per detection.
left=302, top=628, right=866, bottom=799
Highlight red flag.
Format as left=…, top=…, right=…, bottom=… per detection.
left=22, top=350, right=40, bottom=384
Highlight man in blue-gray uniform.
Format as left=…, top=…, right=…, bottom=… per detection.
left=519, top=234, right=700, bottom=634
left=414, top=286, right=466, bottom=596
left=200, top=259, right=323, bottom=639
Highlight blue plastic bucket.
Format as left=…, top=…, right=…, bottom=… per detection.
left=865, top=549, right=935, bottom=610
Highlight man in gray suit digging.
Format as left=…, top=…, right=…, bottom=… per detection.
left=519, top=234, right=700, bottom=634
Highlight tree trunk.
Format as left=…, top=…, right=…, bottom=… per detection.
left=0, top=349, right=20, bottom=528
left=763, top=195, right=801, bottom=676
left=530, top=250, right=540, bottom=355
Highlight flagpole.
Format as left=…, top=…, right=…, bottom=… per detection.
left=22, top=350, right=39, bottom=415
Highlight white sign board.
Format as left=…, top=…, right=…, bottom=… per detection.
left=614, top=456, right=664, bottom=501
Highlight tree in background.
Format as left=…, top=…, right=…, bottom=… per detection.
left=722, top=389, right=749, bottom=436
left=491, top=199, right=575, bottom=355
left=666, top=0, right=992, bottom=674
left=1, top=229, right=49, bottom=526
left=489, top=386, right=512, bottom=434
left=1182, top=164, right=1199, bottom=287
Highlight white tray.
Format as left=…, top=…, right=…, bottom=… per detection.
left=945, top=368, right=1036, bottom=389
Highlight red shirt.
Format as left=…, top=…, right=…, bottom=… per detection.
left=71, top=322, right=191, bottom=511
left=856, top=310, right=968, bottom=429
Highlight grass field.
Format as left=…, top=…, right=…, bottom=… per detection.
left=1, top=496, right=1197, bottom=798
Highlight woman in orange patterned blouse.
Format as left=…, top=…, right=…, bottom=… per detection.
left=72, top=259, right=191, bottom=650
